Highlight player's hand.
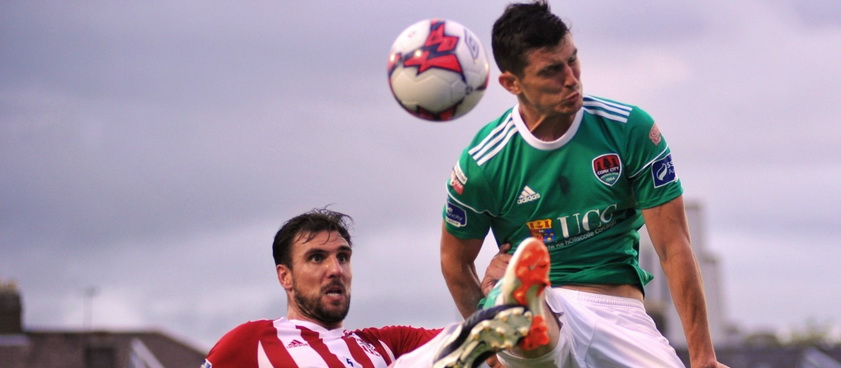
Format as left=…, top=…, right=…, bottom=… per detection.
left=484, top=354, right=505, bottom=368
left=481, top=243, right=512, bottom=296
left=692, top=360, right=730, bottom=368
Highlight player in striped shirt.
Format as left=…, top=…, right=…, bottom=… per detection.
left=202, top=208, right=538, bottom=368
left=440, top=2, right=729, bottom=367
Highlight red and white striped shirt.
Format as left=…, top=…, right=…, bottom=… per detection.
left=203, top=317, right=442, bottom=368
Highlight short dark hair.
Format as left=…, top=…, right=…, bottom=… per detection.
left=272, top=208, right=353, bottom=267
left=491, top=0, right=571, bottom=76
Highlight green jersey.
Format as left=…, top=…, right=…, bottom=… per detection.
left=443, top=95, right=683, bottom=289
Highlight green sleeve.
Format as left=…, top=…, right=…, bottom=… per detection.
left=442, top=152, right=493, bottom=239
left=625, top=107, right=683, bottom=209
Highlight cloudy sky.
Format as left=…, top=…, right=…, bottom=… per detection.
left=2, top=0, right=840, bottom=352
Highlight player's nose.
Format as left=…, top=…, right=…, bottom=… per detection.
left=562, top=66, right=579, bottom=87
left=324, top=256, right=346, bottom=276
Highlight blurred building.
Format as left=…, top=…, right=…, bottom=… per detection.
left=0, top=280, right=206, bottom=368
left=640, top=202, right=841, bottom=367
left=676, top=346, right=841, bottom=368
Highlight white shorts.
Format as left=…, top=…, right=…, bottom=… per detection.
left=499, top=288, right=685, bottom=368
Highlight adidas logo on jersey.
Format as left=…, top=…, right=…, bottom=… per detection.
left=287, top=339, right=307, bottom=349
left=517, top=186, right=541, bottom=204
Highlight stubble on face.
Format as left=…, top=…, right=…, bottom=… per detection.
left=291, top=278, right=350, bottom=326
left=284, top=231, right=353, bottom=328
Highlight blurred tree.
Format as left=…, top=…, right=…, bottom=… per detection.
left=786, top=319, right=837, bottom=347
left=743, top=331, right=782, bottom=347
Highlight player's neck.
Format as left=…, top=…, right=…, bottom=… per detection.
left=519, top=107, right=574, bottom=142
left=286, top=309, right=344, bottom=330
left=288, top=315, right=344, bottom=330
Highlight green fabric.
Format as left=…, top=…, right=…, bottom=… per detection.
left=443, top=95, right=682, bottom=289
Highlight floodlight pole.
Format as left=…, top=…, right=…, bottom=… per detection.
left=83, top=286, right=97, bottom=331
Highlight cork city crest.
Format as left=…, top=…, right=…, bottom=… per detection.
left=592, top=153, right=622, bottom=186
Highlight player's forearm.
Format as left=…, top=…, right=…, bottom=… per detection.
left=439, top=225, right=486, bottom=318
left=644, top=197, right=720, bottom=366
left=661, top=248, right=718, bottom=367
left=441, top=260, right=484, bottom=318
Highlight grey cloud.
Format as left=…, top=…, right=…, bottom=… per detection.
left=2, top=0, right=841, bottom=352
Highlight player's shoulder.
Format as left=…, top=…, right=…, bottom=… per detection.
left=217, top=319, right=275, bottom=342
left=355, top=325, right=442, bottom=354
left=471, top=107, right=516, bottom=141
left=460, top=107, right=518, bottom=165
left=582, top=95, right=652, bottom=126
left=232, top=319, right=275, bottom=331
left=355, top=324, right=410, bottom=337
left=205, top=320, right=275, bottom=366
left=357, top=325, right=440, bottom=340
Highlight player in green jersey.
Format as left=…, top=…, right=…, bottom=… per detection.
left=439, top=2, right=728, bottom=367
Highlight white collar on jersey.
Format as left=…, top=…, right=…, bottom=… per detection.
left=278, top=317, right=346, bottom=337
left=511, top=103, right=584, bottom=151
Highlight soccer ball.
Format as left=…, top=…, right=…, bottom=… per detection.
left=387, top=19, right=490, bottom=122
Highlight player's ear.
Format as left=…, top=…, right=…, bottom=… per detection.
left=498, top=71, right=521, bottom=95
left=277, top=264, right=293, bottom=290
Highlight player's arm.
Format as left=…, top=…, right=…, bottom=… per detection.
left=643, top=195, right=724, bottom=368
left=203, top=322, right=263, bottom=368
left=480, top=243, right=512, bottom=296
left=440, top=221, right=485, bottom=318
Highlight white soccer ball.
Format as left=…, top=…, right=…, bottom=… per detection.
left=387, top=19, right=490, bottom=122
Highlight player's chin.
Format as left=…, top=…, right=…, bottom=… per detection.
left=557, top=99, right=582, bottom=114
left=317, top=303, right=350, bottom=326
left=324, top=300, right=350, bottom=318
